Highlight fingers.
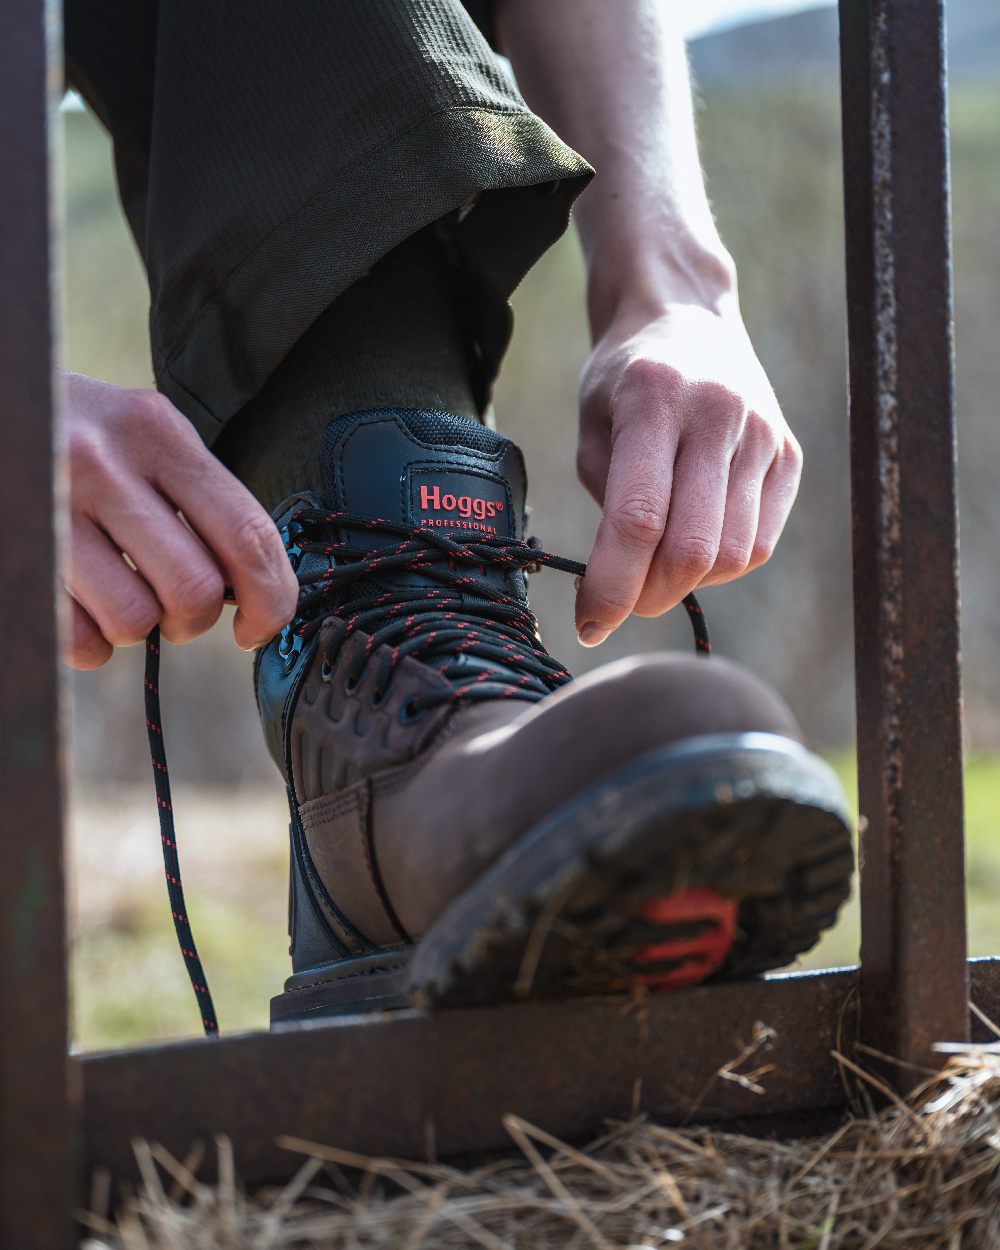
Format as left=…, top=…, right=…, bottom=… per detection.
left=573, top=307, right=803, bottom=643
left=632, top=442, right=729, bottom=615
left=95, top=484, right=226, bottom=645
left=576, top=399, right=801, bottom=642
left=632, top=420, right=801, bottom=611
left=63, top=377, right=299, bottom=665
left=148, top=431, right=298, bottom=650
left=64, top=594, right=113, bottom=670
left=690, top=422, right=776, bottom=591
left=751, top=438, right=803, bottom=571
left=66, top=516, right=161, bottom=648
left=575, top=413, right=679, bottom=646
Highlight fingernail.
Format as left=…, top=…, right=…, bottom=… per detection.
left=573, top=575, right=583, bottom=592
left=579, top=622, right=609, bottom=648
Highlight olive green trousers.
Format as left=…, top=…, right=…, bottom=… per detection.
left=64, top=0, right=592, bottom=445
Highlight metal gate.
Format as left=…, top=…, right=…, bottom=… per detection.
left=0, top=1, right=988, bottom=1244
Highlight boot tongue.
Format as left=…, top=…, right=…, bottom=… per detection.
left=313, top=409, right=544, bottom=689
left=320, top=408, right=529, bottom=606
left=321, top=408, right=526, bottom=543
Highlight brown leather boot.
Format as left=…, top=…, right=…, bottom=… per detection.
left=256, top=409, right=852, bottom=1024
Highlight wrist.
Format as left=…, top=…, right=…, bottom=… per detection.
left=585, top=233, right=738, bottom=338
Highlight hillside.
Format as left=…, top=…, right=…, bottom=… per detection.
left=690, top=0, right=1000, bottom=88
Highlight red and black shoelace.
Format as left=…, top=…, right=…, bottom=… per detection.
left=145, top=630, right=219, bottom=1035
left=145, top=515, right=710, bottom=1037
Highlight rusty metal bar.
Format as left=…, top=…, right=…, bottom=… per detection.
left=838, top=0, right=967, bottom=1078
left=0, top=1, right=75, bottom=1245
left=75, top=959, right=1000, bottom=1186
left=82, top=968, right=859, bottom=1185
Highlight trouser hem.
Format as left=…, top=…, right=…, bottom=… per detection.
left=156, top=105, right=592, bottom=445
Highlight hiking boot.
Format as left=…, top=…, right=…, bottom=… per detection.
left=256, top=408, right=853, bottom=1024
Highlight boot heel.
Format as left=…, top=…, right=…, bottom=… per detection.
left=271, top=948, right=414, bottom=1025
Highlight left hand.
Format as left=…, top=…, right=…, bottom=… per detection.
left=574, top=299, right=803, bottom=647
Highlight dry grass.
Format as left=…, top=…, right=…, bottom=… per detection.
left=80, top=1045, right=1000, bottom=1249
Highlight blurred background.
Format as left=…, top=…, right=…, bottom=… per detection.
left=63, top=0, right=1000, bottom=1050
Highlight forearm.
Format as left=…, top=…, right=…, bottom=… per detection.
left=496, top=0, right=736, bottom=334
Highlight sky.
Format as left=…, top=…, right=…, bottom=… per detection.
left=684, top=0, right=831, bottom=38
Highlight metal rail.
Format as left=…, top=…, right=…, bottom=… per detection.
left=0, top=0, right=973, bottom=1237
left=839, top=0, right=968, bottom=1077
left=0, top=1, right=75, bottom=1245
left=86, top=970, right=861, bottom=1183
left=75, top=961, right=1000, bottom=1186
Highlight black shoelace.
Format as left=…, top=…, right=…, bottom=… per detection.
left=145, top=514, right=710, bottom=1036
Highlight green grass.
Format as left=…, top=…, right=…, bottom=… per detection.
left=71, top=756, right=1000, bottom=1051
left=73, top=895, right=290, bottom=1048
left=799, top=752, right=1000, bottom=973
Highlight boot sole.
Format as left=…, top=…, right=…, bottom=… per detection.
left=271, top=948, right=413, bottom=1024
left=271, top=732, right=852, bottom=1023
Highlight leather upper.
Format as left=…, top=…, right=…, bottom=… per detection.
left=254, top=408, right=544, bottom=969
left=255, top=409, right=804, bottom=973
left=297, top=653, right=803, bottom=941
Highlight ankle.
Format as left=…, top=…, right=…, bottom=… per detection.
left=216, top=228, right=481, bottom=512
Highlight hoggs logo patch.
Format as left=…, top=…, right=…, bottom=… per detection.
left=419, top=484, right=503, bottom=521
left=410, top=473, right=511, bottom=536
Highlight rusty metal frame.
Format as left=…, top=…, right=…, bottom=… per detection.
left=0, top=0, right=76, bottom=1246
left=0, top=0, right=979, bottom=1240
left=76, top=962, right=1000, bottom=1186
left=839, top=0, right=968, bottom=1076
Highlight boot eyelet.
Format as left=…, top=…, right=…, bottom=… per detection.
left=320, top=658, right=334, bottom=682
left=278, top=625, right=302, bottom=661
left=280, top=518, right=304, bottom=568
left=278, top=626, right=305, bottom=676
left=344, top=673, right=362, bottom=696
left=400, top=697, right=428, bottom=725
left=371, top=687, right=388, bottom=709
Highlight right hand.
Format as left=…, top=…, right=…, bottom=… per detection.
left=62, top=371, right=299, bottom=670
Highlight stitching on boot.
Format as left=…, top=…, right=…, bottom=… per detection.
left=299, top=786, right=367, bottom=826
left=360, top=778, right=411, bottom=944
left=284, top=961, right=409, bottom=993
left=292, top=797, right=376, bottom=955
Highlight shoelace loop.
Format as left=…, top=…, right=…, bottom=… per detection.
left=287, top=509, right=582, bottom=711
left=282, top=509, right=709, bottom=710
left=146, top=513, right=710, bottom=1036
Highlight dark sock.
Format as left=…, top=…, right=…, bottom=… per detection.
left=217, top=227, right=482, bottom=512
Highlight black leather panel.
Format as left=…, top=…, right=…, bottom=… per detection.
left=322, top=408, right=529, bottom=598
left=254, top=633, right=317, bottom=777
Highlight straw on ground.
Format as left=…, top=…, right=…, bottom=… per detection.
left=81, top=1045, right=1000, bottom=1249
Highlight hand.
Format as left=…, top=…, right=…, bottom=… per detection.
left=574, top=300, right=803, bottom=647
left=62, top=372, right=299, bottom=669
